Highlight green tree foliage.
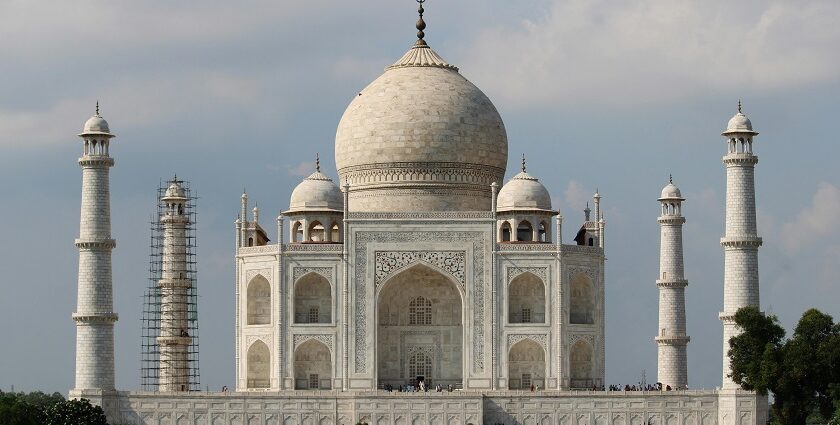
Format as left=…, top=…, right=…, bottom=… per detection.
left=729, top=307, right=840, bottom=425
left=43, top=398, right=108, bottom=425
left=0, top=391, right=51, bottom=425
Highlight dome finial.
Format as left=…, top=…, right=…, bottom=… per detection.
left=415, top=0, right=427, bottom=45
left=669, top=173, right=673, bottom=184
left=521, top=153, right=526, bottom=172
left=95, top=100, right=100, bottom=117
left=316, top=153, right=321, bottom=173
left=737, top=99, right=742, bottom=114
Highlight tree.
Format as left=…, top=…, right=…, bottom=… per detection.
left=729, top=307, right=840, bottom=425
left=0, top=391, right=49, bottom=425
left=43, top=398, right=108, bottom=425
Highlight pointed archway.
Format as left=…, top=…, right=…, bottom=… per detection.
left=376, top=263, right=463, bottom=389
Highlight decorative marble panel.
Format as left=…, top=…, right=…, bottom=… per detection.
left=374, top=251, right=465, bottom=291
left=507, top=333, right=548, bottom=351
left=292, top=267, right=333, bottom=284
left=246, top=268, right=272, bottom=283
left=354, top=231, right=486, bottom=373
left=507, top=267, right=547, bottom=284
left=292, top=334, right=334, bottom=352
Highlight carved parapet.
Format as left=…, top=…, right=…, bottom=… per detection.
left=72, top=312, right=119, bottom=323
left=722, top=154, right=758, bottom=166
left=75, top=238, right=117, bottom=249
left=657, top=216, right=686, bottom=225
left=656, top=279, right=688, bottom=288
left=720, top=237, right=762, bottom=248
left=78, top=156, right=115, bottom=167
left=655, top=335, right=690, bottom=345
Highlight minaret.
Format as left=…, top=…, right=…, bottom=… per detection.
left=72, top=103, right=118, bottom=393
left=720, top=102, right=762, bottom=388
left=656, top=176, right=689, bottom=389
left=157, top=178, right=193, bottom=392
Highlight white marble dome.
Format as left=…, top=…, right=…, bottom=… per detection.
left=163, top=181, right=186, bottom=200
left=287, top=170, right=343, bottom=213
left=334, top=42, right=508, bottom=212
left=497, top=171, right=552, bottom=211
left=80, top=114, right=112, bottom=136
left=659, top=182, right=682, bottom=200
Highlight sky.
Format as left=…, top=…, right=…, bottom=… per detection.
left=1, top=0, right=838, bottom=394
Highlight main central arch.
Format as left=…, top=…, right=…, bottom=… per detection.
left=376, top=263, right=464, bottom=388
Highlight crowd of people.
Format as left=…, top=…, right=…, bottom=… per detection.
left=607, top=383, right=677, bottom=391
left=382, top=382, right=456, bottom=393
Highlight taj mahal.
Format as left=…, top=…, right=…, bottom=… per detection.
left=67, top=3, right=769, bottom=424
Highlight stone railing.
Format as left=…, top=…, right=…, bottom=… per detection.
left=285, top=244, right=343, bottom=253
left=238, top=245, right=279, bottom=255
left=347, top=211, right=494, bottom=220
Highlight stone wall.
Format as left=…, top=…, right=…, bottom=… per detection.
left=99, top=389, right=766, bottom=425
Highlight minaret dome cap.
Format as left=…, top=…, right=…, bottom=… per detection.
left=659, top=182, right=684, bottom=201
left=79, top=103, right=114, bottom=137
left=722, top=102, right=758, bottom=136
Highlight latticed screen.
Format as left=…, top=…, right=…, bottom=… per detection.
left=309, top=307, right=319, bottom=324
left=409, top=296, right=432, bottom=325
left=309, top=374, right=319, bottom=389
left=408, top=352, right=432, bottom=379
left=521, top=308, right=532, bottom=323
left=522, top=373, right=532, bottom=389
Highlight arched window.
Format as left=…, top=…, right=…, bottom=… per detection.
left=292, top=221, right=304, bottom=242
left=570, top=273, right=595, bottom=324
left=517, top=221, right=533, bottom=242
left=294, top=273, right=332, bottom=324
left=409, top=296, right=432, bottom=325
left=247, top=237, right=254, bottom=247
left=294, top=339, right=332, bottom=390
left=588, top=237, right=594, bottom=246
left=508, top=272, right=546, bottom=324
left=330, top=223, right=340, bottom=242
left=538, top=222, right=548, bottom=242
left=247, top=276, right=271, bottom=325
left=570, top=340, right=594, bottom=389
left=408, top=352, right=432, bottom=381
left=500, top=222, right=512, bottom=242
left=308, top=221, right=324, bottom=242
left=247, top=340, right=270, bottom=389
left=508, top=339, right=546, bottom=389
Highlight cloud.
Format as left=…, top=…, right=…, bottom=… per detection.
left=278, top=161, right=316, bottom=178
left=780, top=182, right=840, bottom=253
left=460, top=0, right=840, bottom=108
left=564, top=180, right=591, bottom=212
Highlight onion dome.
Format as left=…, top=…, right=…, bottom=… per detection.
left=497, top=158, right=552, bottom=212
left=659, top=175, right=684, bottom=201
left=722, top=100, right=758, bottom=135
left=334, top=3, right=507, bottom=212
left=79, top=101, right=113, bottom=137
left=286, top=159, right=343, bottom=213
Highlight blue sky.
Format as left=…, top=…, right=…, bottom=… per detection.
left=1, top=0, right=838, bottom=393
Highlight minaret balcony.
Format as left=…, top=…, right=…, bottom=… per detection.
left=655, top=335, right=690, bottom=345
left=75, top=238, right=116, bottom=249
left=157, top=278, right=192, bottom=289
left=72, top=312, right=118, bottom=323
left=157, top=335, right=192, bottom=346
left=722, top=154, right=758, bottom=166
left=720, top=237, right=762, bottom=248
left=78, top=156, right=115, bottom=167
left=655, top=279, right=688, bottom=288
left=657, top=216, right=686, bottom=224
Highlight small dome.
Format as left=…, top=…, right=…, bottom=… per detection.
left=659, top=183, right=683, bottom=200
left=722, top=103, right=758, bottom=135
left=497, top=171, right=552, bottom=211
left=163, top=181, right=186, bottom=200
left=287, top=171, right=343, bottom=213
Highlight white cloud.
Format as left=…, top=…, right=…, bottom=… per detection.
left=560, top=179, right=592, bottom=215
left=780, top=182, right=840, bottom=253
left=460, top=0, right=840, bottom=108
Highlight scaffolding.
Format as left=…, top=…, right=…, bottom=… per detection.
left=141, top=178, right=200, bottom=391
